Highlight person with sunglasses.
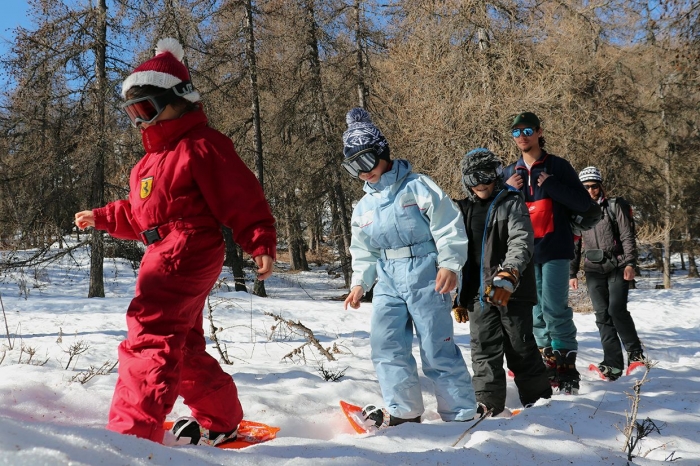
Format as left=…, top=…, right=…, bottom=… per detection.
left=452, top=148, right=552, bottom=417
left=570, top=167, right=645, bottom=381
left=341, top=108, right=482, bottom=428
left=503, top=112, right=591, bottom=395
left=74, top=39, right=276, bottom=446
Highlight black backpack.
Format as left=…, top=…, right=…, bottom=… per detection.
left=570, top=199, right=603, bottom=236
left=539, top=154, right=603, bottom=235
left=606, top=197, right=635, bottom=241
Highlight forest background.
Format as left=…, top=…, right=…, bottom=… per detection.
left=0, top=0, right=698, bottom=295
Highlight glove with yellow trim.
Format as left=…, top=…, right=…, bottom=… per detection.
left=452, top=306, right=469, bottom=323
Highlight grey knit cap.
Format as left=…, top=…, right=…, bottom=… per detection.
left=461, top=148, right=505, bottom=199
left=579, top=166, right=603, bottom=183
left=342, top=108, right=390, bottom=159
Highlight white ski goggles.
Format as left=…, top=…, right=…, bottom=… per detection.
left=342, top=148, right=380, bottom=178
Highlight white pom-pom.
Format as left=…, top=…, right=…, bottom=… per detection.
left=155, top=38, right=184, bottom=61
left=346, top=107, right=372, bottom=126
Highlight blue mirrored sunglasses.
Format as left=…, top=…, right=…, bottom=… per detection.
left=511, top=127, right=535, bottom=138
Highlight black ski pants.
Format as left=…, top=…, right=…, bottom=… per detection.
left=469, top=300, right=552, bottom=412
left=585, top=268, right=643, bottom=370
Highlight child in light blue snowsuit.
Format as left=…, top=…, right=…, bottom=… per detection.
left=342, top=108, right=480, bottom=428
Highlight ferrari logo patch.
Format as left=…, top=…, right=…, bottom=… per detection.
left=140, top=177, right=153, bottom=199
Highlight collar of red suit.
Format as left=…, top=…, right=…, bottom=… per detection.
left=141, top=105, right=208, bottom=152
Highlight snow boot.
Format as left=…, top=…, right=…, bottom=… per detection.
left=166, top=416, right=238, bottom=447
left=596, top=364, right=623, bottom=381
left=539, top=346, right=558, bottom=387
left=627, top=349, right=646, bottom=366
left=361, top=405, right=421, bottom=429
left=474, top=401, right=501, bottom=418
left=520, top=385, right=553, bottom=408
left=554, top=349, right=580, bottom=395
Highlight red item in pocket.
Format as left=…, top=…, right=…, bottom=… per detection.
left=526, top=198, right=554, bottom=239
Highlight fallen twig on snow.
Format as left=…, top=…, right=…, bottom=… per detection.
left=264, top=311, right=335, bottom=362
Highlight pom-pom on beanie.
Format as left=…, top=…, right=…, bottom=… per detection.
left=121, top=38, right=200, bottom=102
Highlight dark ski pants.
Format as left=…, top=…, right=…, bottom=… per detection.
left=469, top=300, right=552, bottom=412
left=586, top=268, right=643, bottom=370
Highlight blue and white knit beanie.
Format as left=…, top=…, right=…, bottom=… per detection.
left=342, top=108, right=390, bottom=160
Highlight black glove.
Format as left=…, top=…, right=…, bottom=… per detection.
left=486, top=268, right=519, bottom=307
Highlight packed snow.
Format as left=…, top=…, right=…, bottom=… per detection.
left=1, top=242, right=698, bottom=465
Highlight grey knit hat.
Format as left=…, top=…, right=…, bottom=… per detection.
left=342, top=108, right=390, bottom=160
left=461, top=148, right=505, bottom=199
left=579, top=166, right=603, bottom=183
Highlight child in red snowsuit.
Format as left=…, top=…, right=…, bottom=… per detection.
left=74, top=38, right=276, bottom=446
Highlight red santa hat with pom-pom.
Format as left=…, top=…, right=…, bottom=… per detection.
left=121, top=38, right=200, bottom=102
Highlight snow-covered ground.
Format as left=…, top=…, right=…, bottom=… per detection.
left=1, top=242, right=698, bottom=465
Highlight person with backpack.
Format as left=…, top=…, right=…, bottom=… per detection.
left=341, top=107, right=483, bottom=428
left=453, top=148, right=552, bottom=416
left=569, top=166, right=646, bottom=381
left=503, top=112, right=591, bottom=395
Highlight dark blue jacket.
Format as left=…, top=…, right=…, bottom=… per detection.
left=503, top=152, right=590, bottom=264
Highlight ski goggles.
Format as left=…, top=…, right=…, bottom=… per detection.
left=511, top=127, right=535, bottom=138
left=121, top=82, right=193, bottom=127
left=122, top=91, right=177, bottom=127
left=463, top=167, right=502, bottom=187
left=341, top=148, right=380, bottom=178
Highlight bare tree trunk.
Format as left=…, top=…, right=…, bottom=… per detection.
left=286, top=192, right=309, bottom=271
left=652, top=242, right=664, bottom=271
left=330, top=190, right=350, bottom=286
left=661, top=98, right=672, bottom=289
left=302, top=0, right=351, bottom=284
left=245, top=0, right=268, bottom=297
left=222, top=227, right=247, bottom=292
left=308, top=206, right=322, bottom=254
left=688, top=251, right=699, bottom=278
left=89, top=0, right=108, bottom=298
left=353, top=0, right=368, bottom=108
left=687, top=226, right=699, bottom=278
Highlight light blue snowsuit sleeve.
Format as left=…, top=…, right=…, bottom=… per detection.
left=349, top=205, right=380, bottom=292
left=414, top=174, right=469, bottom=273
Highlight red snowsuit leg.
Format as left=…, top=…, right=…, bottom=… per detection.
left=106, top=229, right=242, bottom=443
left=179, top=317, right=243, bottom=431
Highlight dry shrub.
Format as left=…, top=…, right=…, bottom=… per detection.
left=570, top=275, right=594, bottom=314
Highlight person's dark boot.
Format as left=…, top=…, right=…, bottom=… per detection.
left=554, top=349, right=580, bottom=395
left=540, top=346, right=558, bottom=387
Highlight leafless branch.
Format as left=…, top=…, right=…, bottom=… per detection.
left=264, top=312, right=336, bottom=362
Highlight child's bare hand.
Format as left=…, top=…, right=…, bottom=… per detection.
left=435, top=269, right=457, bottom=294
left=344, top=286, right=364, bottom=310
left=254, top=254, right=274, bottom=280
left=74, top=210, right=95, bottom=230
